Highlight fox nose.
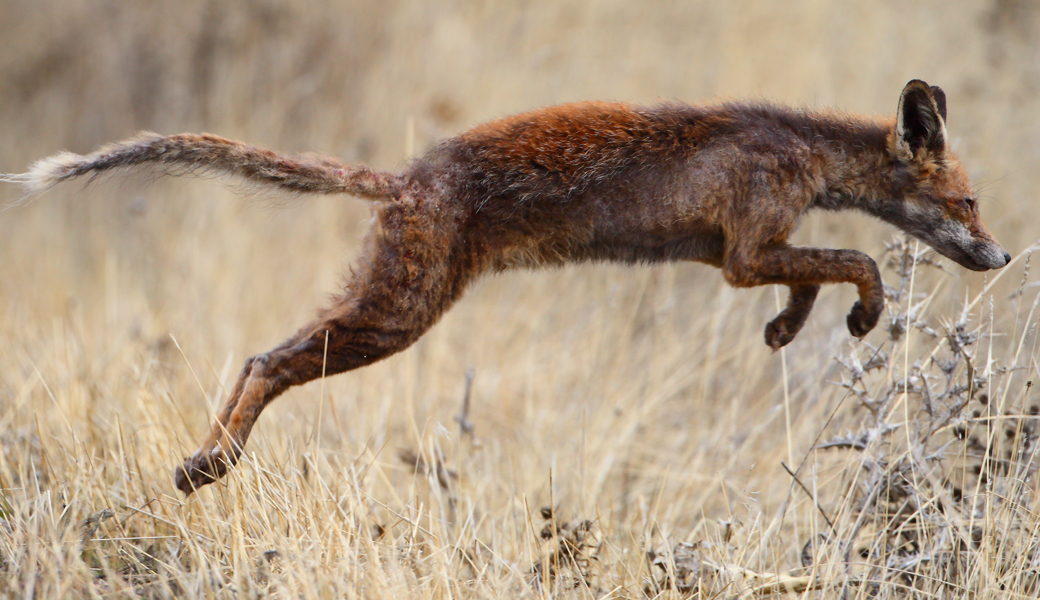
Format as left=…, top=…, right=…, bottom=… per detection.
left=1004, top=251, right=1012, bottom=265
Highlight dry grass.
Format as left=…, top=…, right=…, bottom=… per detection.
left=2, top=1, right=1040, bottom=597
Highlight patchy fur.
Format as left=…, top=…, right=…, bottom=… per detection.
left=1, top=80, right=1008, bottom=493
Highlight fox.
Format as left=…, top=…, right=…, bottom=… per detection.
left=2, top=80, right=1009, bottom=494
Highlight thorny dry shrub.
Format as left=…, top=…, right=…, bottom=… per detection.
left=528, top=507, right=602, bottom=592
left=399, top=443, right=604, bottom=593
left=815, top=241, right=1040, bottom=596
left=645, top=237, right=1040, bottom=598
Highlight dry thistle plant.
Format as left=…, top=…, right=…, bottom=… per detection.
left=646, top=236, right=1040, bottom=598
left=528, top=506, right=602, bottom=593
left=811, top=237, right=1040, bottom=596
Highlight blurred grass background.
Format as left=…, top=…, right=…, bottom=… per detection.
left=1, top=1, right=1039, bottom=597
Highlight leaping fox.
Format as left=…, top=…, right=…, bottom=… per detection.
left=2, top=80, right=1009, bottom=493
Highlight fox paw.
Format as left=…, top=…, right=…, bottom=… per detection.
left=764, top=316, right=799, bottom=350
left=847, top=300, right=881, bottom=338
left=174, top=446, right=237, bottom=495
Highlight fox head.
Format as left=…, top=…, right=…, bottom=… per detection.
left=883, top=79, right=1009, bottom=272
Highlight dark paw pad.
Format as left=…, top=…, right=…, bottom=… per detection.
left=847, top=301, right=881, bottom=338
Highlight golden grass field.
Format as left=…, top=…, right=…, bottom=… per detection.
left=2, top=1, right=1040, bottom=597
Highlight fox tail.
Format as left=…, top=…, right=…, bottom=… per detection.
left=1, top=132, right=403, bottom=201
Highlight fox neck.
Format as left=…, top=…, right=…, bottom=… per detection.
left=810, top=126, right=916, bottom=227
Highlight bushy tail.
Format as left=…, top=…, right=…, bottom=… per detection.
left=0, top=132, right=404, bottom=200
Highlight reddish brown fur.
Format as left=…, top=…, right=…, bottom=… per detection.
left=4, top=80, right=1008, bottom=493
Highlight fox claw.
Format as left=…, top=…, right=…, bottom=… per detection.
left=846, top=300, right=881, bottom=338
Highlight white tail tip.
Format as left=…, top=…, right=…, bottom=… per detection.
left=1, top=152, right=87, bottom=207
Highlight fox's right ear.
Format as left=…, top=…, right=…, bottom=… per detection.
left=893, top=80, right=947, bottom=162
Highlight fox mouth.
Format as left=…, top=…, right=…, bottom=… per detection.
left=945, top=246, right=1010, bottom=272
left=959, top=258, right=995, bottom=272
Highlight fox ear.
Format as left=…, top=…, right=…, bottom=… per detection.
left=929, top=85, right=947, bottom=122
left=894, top=80, right=947, bottom=162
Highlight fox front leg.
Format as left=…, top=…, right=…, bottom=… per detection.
left=764, top=284, right=820, bottom=349
left=723, top=245, right=884, bottom=347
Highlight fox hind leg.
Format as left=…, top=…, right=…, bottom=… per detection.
left=174, top=197, right=468, bottom=494
left=175, top=335, right=336, bottom=493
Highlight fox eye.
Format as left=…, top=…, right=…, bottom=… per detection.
left=962, top=197, right=976, bottom=211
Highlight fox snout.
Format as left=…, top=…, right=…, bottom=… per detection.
left=895, top=200, right=1009, bottom=273
left=962, top=240, right=1011, bottom=272
left=933, top=223, right=1010, bottom=272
